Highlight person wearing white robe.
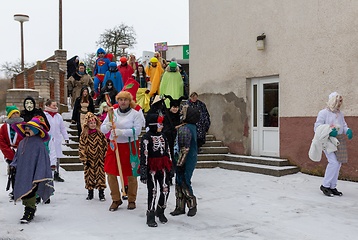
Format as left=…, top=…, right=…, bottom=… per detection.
left=314, top=92, right=353, bottom=197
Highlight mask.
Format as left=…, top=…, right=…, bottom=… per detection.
left=25, top=100, right=34, bottom=111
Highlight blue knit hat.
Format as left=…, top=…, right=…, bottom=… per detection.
left=97, top=48, right=106, bottom=55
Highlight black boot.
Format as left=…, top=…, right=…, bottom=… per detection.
left=99, top=189, right=105, bottom=201
left=86, top=189, right=94, bottom=200
left=44, top=198, right=51, bottom=204
left=320, top=185, right=333, bottom=197
left=54, top=172, right=65, bottom=182
left=36, top=196, right=41, bottom=205
left=155, top=205, right=168, bottom=223
left=20, top=207, right=36, bottom=224
left=187, top=206, right=197, bottom=217
left=146, top=210, right=158, bottom=227
left=330, top=188, right=343, bottom=196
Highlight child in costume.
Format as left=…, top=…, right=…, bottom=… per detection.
left=93, top=48, right=111, bottom=98
left=140, top=113, right=172, bottom=227
left=98, top=102, right=111, bottom=141
left=44, top=99, right=69, bottom=182
left=314, top=92, right=353, bottom=197
left=11, top=117, right=54, bottom=223
left=159, top=62, right=184, bottom=108
left=133, top=64, right=151, bottom=112
left=0, top=105, right=24, bottom=200
left=79, top=112, right=108, bottom=201
left=95, top=79, right=118, bottom=107
left=118, top=57, right=134, bottom=85
left=171, top=105, right=200, bottom=217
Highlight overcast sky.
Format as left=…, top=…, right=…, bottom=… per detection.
left=0, top=0, right=189, bottom=78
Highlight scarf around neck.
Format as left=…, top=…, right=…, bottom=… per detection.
left=45, top=106, right=58, bottom=117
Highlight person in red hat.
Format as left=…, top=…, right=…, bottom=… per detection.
left=118, top=57, right=134, bottom=85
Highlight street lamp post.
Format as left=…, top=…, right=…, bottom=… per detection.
left=118, top=43, right=129, bottom=57
left=14, top=14, right=29, bottom=71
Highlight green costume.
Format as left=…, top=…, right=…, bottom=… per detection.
left=159, top=70, right=184, bottom=108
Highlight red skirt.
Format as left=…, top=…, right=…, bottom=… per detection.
left=104, top=141, right=140, bottom=180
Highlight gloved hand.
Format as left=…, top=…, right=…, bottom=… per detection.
left=346, top=129, right=353, bottom=140
left=141, top=179, right=147, bottom=184
left=111, top=129, right=123, bottom=137
left=106, top=122, right=113, bottom=131
left=329, top=128, right=338, bottom=137
left=145, top=90, right=150, bottom=94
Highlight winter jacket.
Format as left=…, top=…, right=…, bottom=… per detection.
left=309, top=124, right=339, bottom=162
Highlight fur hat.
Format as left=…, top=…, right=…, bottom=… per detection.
left=12, top=117, right=50, bottom=141
left=6, top=105, right=20, bottom=118
left=181, top=105, right=200, bottom=124
left=115, top=90, right=138, bottom=109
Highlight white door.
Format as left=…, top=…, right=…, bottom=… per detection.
left=251, top=76, right=279, bottom=157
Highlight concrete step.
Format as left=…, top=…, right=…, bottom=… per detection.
left=203, top=141, right=222, bottom=147
left=69, top=124, right=77, bottom=130
left=69, top=136, right=78, bottom=142
left=60, top=157, right=81, bottom=164
left=61, top=163, right=84, bottom=171
left=64, top=143, right=79, bottom=150
left=63, top=150, right=79, bottom=156
left=68, top=129, right=78, bottom=136
left=196, top=161, right=299, bottom=177
left=64, top=118, right=72, bottom=123
left=200, top=147, right=229, bottom=154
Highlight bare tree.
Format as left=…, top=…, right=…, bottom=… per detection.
left=96, top=23, right=137, bottom=61
left=82, top=52, right=97, bottom=72
left=0, top=59, right=35, bottom=78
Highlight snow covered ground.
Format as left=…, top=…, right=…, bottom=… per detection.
left=1, top=157, right=358, bottom=240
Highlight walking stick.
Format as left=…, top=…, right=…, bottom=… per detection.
left=105, top=94, right=128, bottom=194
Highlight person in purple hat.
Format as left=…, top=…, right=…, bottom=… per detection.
left=10, top=117, right=54, bottom=224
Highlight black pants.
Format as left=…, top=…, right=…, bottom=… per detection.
left=146, top=169, right=170, bottom=211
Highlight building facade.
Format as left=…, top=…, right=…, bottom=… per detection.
left=189, top=0, right=358, bottom=179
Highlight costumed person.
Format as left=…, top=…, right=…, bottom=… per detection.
left=100, top=90, right=145, bottom=211
left=146, top=57, right=164, bottom=99
left=95, top=79, right=118, bottom=107
left=181, top=92, right=211, bottom=151
left=10, top=117, right=54, bottom=223
left=98, top=102, right=111, bottom=141
left=146, top=95, right=168, bottom=126
left=140, top=113, right=172, bottom=227
left=44, top=99, right=70, bottom=182
left=67, top=62, right=95, bottom=108
left=128, top=55, right=138, bottom=71
left=67, top=55, right=79, bottom=79
left=314, top=92, right=353, bottom=197
left=72, top=87, right=95, bottom=141
left=93, top=48, right=111, bottom=98
left=79, top=112, right=108, bottom=201
left=104, top=52, right=116, bottom=62
left=133, top=64, right=151, bottom=112
left=162, top=95, right=184, bottom=163
left=0, top=105, right=24, bottom=201
left=170, top=105, right=200, bottom=217
left=179, top=65, right=189, bottom=99
left=154, top=52, right=163, bottom=67
left=20, top=96, right=50, bottom=131
left=118, top=57, right=134, bottom=85
left=159, top=61, right=184, bottom=108
left=102, top=62, right=123, bottom=97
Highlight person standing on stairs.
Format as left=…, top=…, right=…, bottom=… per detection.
left=79, top=112, right=108, bottom=201
left=72, top=87, right=95, bottom=141
left=44, top=99, right=70, bottom=182
left=314, top=92, right=353, bottom=197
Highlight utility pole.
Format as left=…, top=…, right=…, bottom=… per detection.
left=59, top=0, right=63, bottom=49
left=14, top=14, right=29, bottom=71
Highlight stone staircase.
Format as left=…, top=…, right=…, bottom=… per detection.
left=60, top=112, right=299, bottom=177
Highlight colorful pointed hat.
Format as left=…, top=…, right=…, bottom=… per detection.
left=11, top=117, right=50, bottom=141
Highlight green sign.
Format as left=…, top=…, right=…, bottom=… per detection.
left=183, top=45, right=189, bottom=59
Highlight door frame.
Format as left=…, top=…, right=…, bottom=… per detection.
left=251, top=76, right=280, bottom=157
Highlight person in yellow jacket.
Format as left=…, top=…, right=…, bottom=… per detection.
left=145, top=57, right=164, bottom=98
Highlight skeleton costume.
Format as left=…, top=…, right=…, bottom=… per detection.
left=140, top=114, right=172, bottom=227
left=314, top=92, right=353, bottom=197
